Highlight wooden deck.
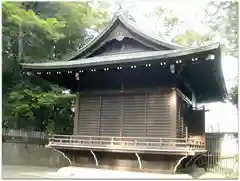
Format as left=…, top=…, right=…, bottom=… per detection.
left=46, top=134, right=206, bottom=155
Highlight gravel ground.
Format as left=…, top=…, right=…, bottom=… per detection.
left=2, top=165, right=227, bottom=179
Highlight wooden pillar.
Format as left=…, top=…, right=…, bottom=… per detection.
left=169, top=87, right=177, bottom=138
left=73, top=94, right=80, bottom=135
left=192, top=92, right=197, bottom=108
left=98, top=96, right=102, bottom=136
left=144, top=93, right=147, bottom=137
left=120, top=95, right=123, bottom=137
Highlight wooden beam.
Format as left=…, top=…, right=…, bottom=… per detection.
left=182, top=79, right=196, bottom=106
left=175, top=88, right=192, bottom=106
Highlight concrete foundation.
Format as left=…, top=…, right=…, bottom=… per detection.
left=2, top=142, right=69, bottom=168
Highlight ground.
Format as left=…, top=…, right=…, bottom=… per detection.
left=2, top=165, right=227, bottom=179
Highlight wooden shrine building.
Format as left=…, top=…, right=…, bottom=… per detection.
left=21, top=13, right=227, bottom=173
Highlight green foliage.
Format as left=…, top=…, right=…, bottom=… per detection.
left=229, top=84, right=238, bottom=107
left=204, top=1, right=238, bottom=57
left=3, top=2, right=65, bottom=40
left=145, top=7, right=182, bottom=39
left=3, top=89, right=76, bottom=133
left=174, top=30, right=213, bottom=47
left=2, top=2, right=108, bottom=133
left=204, top=1, right=238, bottom=106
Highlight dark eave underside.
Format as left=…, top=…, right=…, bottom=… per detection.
left=21, top=43, right=220, bottom=70
left=20, top=43, right=227, bottom=104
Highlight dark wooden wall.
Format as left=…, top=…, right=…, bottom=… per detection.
left=74, top=88, right=175, bottom=138
left=184, top=109, right=205, bottom=136
left=176, top=95, right=187, bottom=138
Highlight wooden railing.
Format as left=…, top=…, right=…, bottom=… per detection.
left=2, top=129, right=206, bottom=151
left=47, top=134, right=206, bottom=152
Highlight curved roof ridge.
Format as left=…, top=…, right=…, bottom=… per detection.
left=21, top=43, right=221, bottom=69
left=62, top=14, right=119, bottom=61
left=64, top=13, right=185, bottom=61
left=117, top=15, right=183, bottom=50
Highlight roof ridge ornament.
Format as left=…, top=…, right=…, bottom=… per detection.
left=116, top=2, right=124, bottom=16
left=114, top=1, right=135, bottom=23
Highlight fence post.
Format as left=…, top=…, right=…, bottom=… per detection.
left=70, top=135, right=72, bottom=144
left=111, top=137, right=114, bottom=146
left=48, top=133, right=52, bottom=144
left=185, top=126, right=188, bottom=147
left=89, top=136, right=92, bottom=144
left=135, top=140, right=138, bottom=146
left=160, top=138, right=163, bottom=147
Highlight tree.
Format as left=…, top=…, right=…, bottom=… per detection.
left=204, top=1, right=238, bottom=107
left=4, top=89, right=76, bottom=133
left=2, top=2, right=108, bottom=133
left=145, top=7, right=182, bottom=40
left=229, top=83, right=238, bottom=108
left=173, top=30, right=213, bottom=47
left=204, top=1, right=238, bottom=57
left=203, top=1, right=238, bottom=107
left=148, top=4, right=238, bottom=106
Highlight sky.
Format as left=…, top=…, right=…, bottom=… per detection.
left=104, top=0, right=238, bottom=132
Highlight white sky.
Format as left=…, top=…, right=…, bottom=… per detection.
left=104, top=0, right=238, bottom=132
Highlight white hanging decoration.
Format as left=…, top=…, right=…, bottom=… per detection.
left=170, top=64, right=175, bottom=74
left=75, top=72, right=80, bottom=80
left=206, top=54, right=215, bottom=60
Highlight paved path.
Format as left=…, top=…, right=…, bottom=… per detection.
left=2, top=165, right=227, bottom=179
left=2, top=165, right=58, bottom=179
